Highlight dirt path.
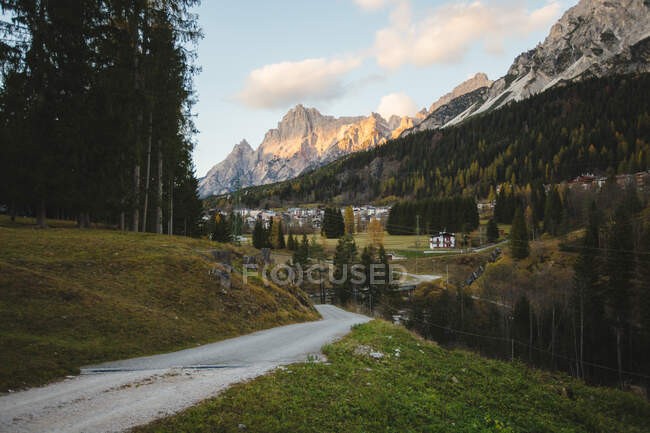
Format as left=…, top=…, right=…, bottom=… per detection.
left=0, top=305, right=369, bottom=433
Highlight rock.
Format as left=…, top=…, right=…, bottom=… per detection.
left=210, top=249, right=231, bottom=265
left=238, top=423, right=247, bottom=431
left=451, top=376, right=459, bottom=384
left=354, top=345, right=385, bottom=359
left=198, top=107, right=416, bottom=197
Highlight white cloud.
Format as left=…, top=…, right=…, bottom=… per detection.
left=236, top=57, right=362, bottom=109
left=373, top=1, right=564, bottom=70
left=376, top=92, right=418, bottom=119
left=354, top=0, right=392, bottom=10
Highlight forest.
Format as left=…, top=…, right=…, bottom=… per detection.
left=387, top=196, right=479, bottom=235
left=232, top=73, right=650, bottom=207
left=406, top=184, right=650, bottom=388
left=0, top=0, right=203, bottom=235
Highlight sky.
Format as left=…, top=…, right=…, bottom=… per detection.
left=190, top=0, right=575, bottom=177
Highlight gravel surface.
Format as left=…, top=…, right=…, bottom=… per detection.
left=0, top=305, right=370, bottom=433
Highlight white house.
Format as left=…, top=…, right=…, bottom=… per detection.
left=430, top=232, right=455, bottom=249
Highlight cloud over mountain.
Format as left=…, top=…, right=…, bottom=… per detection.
left=376, top=92, right=418, bottom=119
left=236, top=57, right=362, bottom=109
left=373, top=1, right=564, bottom=69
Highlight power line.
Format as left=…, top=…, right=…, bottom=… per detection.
left=373, top=298, right=650, bottom=380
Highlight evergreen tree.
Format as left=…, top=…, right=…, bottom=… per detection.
left=605, top=201, right=635, bottom=384
left=510, top=207, right=529, bottom=259
left=292, top=234, right=310, bottom=268
left=333, top=235, right=358, bottom=304
left=486, top=218, right=499, bottom=243
left=278, top=220, right=286, bottom=249
left=252, top=218, right=265, bottom=249
left=212, top=214, right=231, bottom=243
left=544, top=187, right=563, bottom=235
left=572, top=201, right=603, bottom=379
left=287, top=231, right=296, bottom=251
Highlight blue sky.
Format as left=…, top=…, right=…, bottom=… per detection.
left=191, top=0, right=574, bottom=176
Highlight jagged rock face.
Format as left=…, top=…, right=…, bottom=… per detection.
left=199, top=0, right=649, bottom=197
left=198, top=140, right=255, bottom=197
left=427, top=73, right=493, bottom=114
left=464, top=0, right=650, bottom=119
left=404, top=86, right=491, bottom=135
left=404, top=0, right=649, bottom=134
left=198, top=107, right=412, bottom=197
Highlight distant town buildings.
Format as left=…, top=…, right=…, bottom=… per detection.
left=567, top=171, right=650, bottom=191
left=203, top=205, right=390, bottom=234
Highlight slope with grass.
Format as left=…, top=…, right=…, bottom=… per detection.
left=137, top=320, right=650, bottom=433
left=0, top=216, right=318, bottom=392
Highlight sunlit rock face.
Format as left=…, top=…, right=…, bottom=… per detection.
left=198, top=106, right=416, bottom=197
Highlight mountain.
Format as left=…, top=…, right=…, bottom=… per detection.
left=403, top=0, right=650, bottom=135
left=201, top=0, right=649, bottom=199
left=198, top=106, right=415, bottom=197
left=233, top=73, right=650, bottom=207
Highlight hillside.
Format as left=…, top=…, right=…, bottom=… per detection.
left=0, top=216, right=318, bottom=392
left=136, top=320, right=650, bottom=433
left=228, top=73, right=650, bottom=207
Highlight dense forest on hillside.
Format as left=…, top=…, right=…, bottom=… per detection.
left=0, top=1, right=203, bottom=235
left=408, top=189, right=650, bottom=388
left=387, top=196, right=479, bottom=235
left=230, top=74, right=650, bottom=207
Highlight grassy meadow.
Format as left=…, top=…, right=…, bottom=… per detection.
left=136, top=320, right=650, bottom=433
left=0, top=216, right=318, bottom=392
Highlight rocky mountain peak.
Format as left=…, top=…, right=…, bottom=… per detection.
left=428, top=72, right=493, bottom=114
left=233, top=139, right=253, bottom=153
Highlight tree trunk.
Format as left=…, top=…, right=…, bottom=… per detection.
left=616, top=323, right=623, bottom=387
left=551, top=305, right=556, bottom=370
left=36, top=200, right=48, bottom=228
left=132, top=164, right=140, bottom=232
left=168, top=176, right=173, bottom=235
left=142, top=112, right=153, bottom=232
left=579, top=293, right=584, bottom=379
left=120, top=211, right=125, bottom=231
left=156, top=144, right=163, bottom=234
left=9, top=201, right=16, bottom=222
left=529, top=305, right=533, bottom=362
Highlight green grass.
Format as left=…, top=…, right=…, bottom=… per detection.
left=136, top=320, right=650, bottom=433
left=0, top=216, right=319, bottom=392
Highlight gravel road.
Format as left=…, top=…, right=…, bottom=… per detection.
left=0, top=305, right=370, bottom=433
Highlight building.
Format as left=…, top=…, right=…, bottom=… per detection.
left=430, top=232, right=455, bottom=249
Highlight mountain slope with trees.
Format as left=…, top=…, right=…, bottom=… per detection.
left=229, top=74, right=649, bottom=208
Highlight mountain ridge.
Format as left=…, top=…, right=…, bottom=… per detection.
left=200, top=0, right=650, bottom=198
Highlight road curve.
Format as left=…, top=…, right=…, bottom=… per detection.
left=0, top=305, right=370, bottom=433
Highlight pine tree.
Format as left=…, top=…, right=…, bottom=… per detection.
left=278, top=220, right=286, bottom=249
left=486, top=218, right=499, bottom=243
left=292, top=234, right=310, bottom=268
left=572, top=201, right=602, bottom=379
left=287, top=231, right=296, bottom=251
left=333, top=235, right=358, bottom=304
left=605, top=202, right=635, bottom=385
left=510, top=207, right=529, bottom=259
left=544, top=187, right=563, bottom=235
left=252, top=218, right=265, bottom=249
